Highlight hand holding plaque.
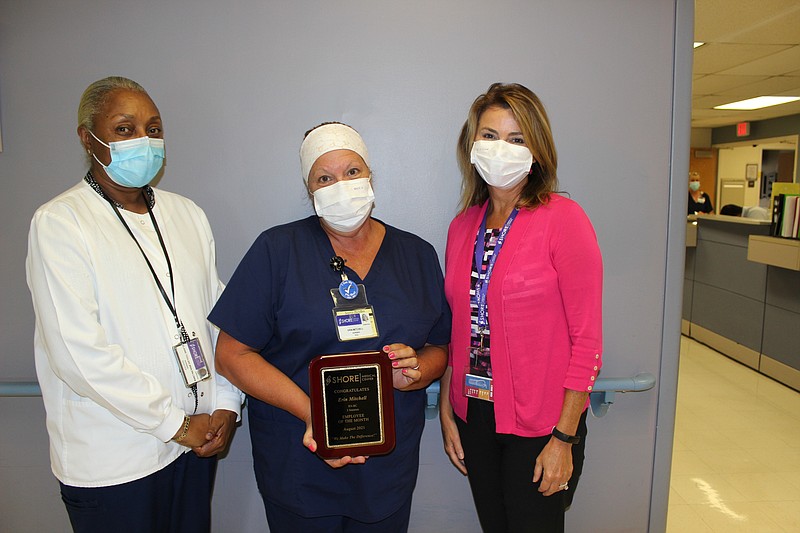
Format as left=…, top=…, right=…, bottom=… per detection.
left=308, top=350, right=396, bottom=459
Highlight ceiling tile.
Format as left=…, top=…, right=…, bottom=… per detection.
left=695, top=0, right=800, bottom=42
left=718, top=45, right=800, bottom=76
left=691, top=0, right=800, bottom=127
left=693, top=43, right=790, bottom=75
left=723, top=9, right=800, bottom=44
left=715, top=76, right=800, bottom=97
left=692, top=74, right=762, bottom=95
left=692, top=95, right=740, bottom=108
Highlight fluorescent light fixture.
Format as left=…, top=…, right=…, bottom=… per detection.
left=693, top=41, right=705, bottom=48
left=714, top=96, right=800, bottom=110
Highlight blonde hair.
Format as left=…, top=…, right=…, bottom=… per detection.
left=456, top=83, right=558, bottom=212
left=77, top=76, right=147, bottom=131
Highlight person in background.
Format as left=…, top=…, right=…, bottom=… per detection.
left=208, top=122, right=451, bottom=532
left=719, top=204, right=743, bottom=216
left=26, top=76, right=243, bottom=533
left=688, top=171, right=713, bottom=214
left=720, top=203, right=770, bottom=220
left=743, top=205, right=770, bottom=220
left=439, top=82, right=603, bottom=532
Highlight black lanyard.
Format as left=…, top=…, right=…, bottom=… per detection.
left=91, top=178, right=198, bottom=413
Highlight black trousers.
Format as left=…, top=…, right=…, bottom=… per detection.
left=455, top=398, right=588, bottom=533
left=59, top=451, right=217, bottom=533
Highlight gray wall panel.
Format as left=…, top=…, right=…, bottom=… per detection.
left=0, top=398, right=70, bottom=533
left=694, top=240, right=768, bottom=301
left=766, top=267, right=800, bottom=314
left=691, top=282, right=765, bottom=350
left=683, top=275, right=694, bottom=321
left=685, top=246, right=696, bottom=280
left=697, top=219, right=770, bottom=246
left=762, top=305, right=800, bottom=369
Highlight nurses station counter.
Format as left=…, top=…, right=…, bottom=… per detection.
left=683, top=214, right=800, bottom=391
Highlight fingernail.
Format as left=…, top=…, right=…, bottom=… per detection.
left=387, top=352, right=396, bottom=359
left=402, top=368, right=408, bottom=374
left=382, top=345, right=391, bottom=352
left=392, top=361, right=399, bottom=367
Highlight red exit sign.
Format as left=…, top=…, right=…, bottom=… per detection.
left=736, top=122, right=750, bottom=137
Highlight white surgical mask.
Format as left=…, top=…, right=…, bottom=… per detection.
left=313, top=178, right=375, bottom=232
left=689, top=181, right=700, bottom=192
left=470, top=140, right=533, bottom=189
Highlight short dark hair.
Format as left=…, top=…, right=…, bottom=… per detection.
left=720, top=204, right=743, bottom=216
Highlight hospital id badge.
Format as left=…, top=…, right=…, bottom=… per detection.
left=330, top=283, right=379, bottom=341
left=173, top=338, right=210, bottom=387
left=464, top=368, right=493, bottom=402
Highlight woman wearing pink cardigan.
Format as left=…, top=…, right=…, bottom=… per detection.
left=440, top=83, right=603, bottom=532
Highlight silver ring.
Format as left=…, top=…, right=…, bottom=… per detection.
left=412, top=364, right=421, bottom=370
left=558, top=482, right=569, bottom=490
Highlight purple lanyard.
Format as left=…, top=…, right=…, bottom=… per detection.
left=473, top=207, right=518, bottom=333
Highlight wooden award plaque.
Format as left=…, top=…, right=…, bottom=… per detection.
left=308, top=350, right=396, bottom=458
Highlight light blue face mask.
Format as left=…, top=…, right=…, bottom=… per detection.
left=90, top=131, right=165, bottom=188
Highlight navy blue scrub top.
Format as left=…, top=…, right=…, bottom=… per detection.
left=209, top=216, right=451, bottom=521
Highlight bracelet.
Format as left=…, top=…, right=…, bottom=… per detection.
left=551, top=426, right=581, bottom=445
left=174, top=415, right=191, bottom=443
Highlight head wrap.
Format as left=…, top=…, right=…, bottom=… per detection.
left=300, top=123, right=370, bottom=183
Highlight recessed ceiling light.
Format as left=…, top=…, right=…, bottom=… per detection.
left=714, top=96, right=800, bottom=110
left=693, top=42, right=705, bottom=48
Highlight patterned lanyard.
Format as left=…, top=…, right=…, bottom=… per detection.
left=472, top=207, right=518, bottom=336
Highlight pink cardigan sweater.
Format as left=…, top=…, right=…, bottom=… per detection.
left=444, top=195, right=603, bottom=437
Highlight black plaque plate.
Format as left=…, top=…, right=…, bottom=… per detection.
left=308, top=350, right=396, bottom=458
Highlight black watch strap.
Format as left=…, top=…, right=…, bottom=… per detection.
left=551, top=426, right=581, bottom=445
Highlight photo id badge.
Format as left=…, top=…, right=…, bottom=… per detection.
left=463, top=366, right=493, bottom=402
left=330, top=284, right=379, bottom=341
left=173, top=338, right=210, bottom=387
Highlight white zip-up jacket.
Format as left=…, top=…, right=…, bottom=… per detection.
left=26, top=181, right=243, bottom=487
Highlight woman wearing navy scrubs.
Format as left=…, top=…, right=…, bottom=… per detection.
left=439, top=83, right=603, bottom=532
left=209, top=123, right=451, bottom=532
left=688, top=171, right=713, bottom=214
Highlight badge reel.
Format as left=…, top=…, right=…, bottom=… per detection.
left=173, top=330, right=211, bottom=388
left=329, top=256, right=379, bottom=342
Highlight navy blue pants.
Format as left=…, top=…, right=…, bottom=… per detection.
left=263, top=494, right=413, bottom=533
left=59, top=451, right=217, bottom=533
left=455, top=398, right=588, bottom=533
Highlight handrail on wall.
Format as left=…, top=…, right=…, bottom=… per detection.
left=0, top=381, right=42, bottom=397
left=589, top=373, right=656, bottom=417
left=425, top=381, right=441, bottom=419
left=424, top=373, right=657, bottom=419
left=3, top=373, right=657, bottom=419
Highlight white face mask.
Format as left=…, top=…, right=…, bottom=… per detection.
left=313, top=178, right=375, bottom=232
left=470, top=140, right=533, bottom=189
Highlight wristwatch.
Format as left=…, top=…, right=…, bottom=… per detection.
left=551, top=426, right=581, bottom=445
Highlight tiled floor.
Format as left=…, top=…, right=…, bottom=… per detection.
left=666, top=336, right=800, bottom=532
